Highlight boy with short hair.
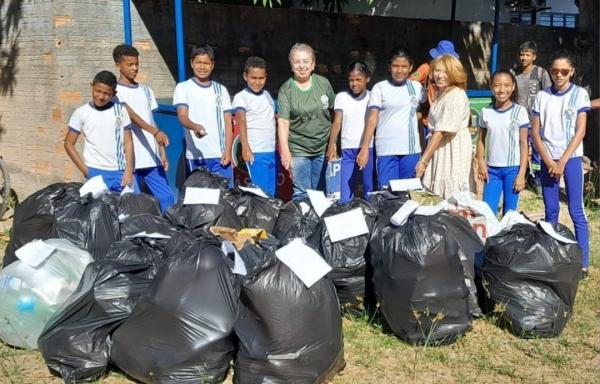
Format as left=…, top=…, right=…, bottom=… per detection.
left=64, top=70, right=138, bottom=192
left=112, top=44, right=174, bottom=212
left=232, top=57, right=277, bottom=196
left=513, top=41, right=552, bottom=192
left=173, top=44, right=234, bottom=184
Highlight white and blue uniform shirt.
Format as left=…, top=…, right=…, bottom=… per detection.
left=334, top=90, right=372, bottom=149
left=68, top=101, right=132, bottom=171
left=532, top=84, right=591, bottom=159
left=116, top=83, right=160, bottom=169
left=232, top=87, right=276, bottom=153
left=367, top=79, right=426, bottom=156
left=479, top=103, right=530, bottom=167
left=173, top=78, right=233, bottom=160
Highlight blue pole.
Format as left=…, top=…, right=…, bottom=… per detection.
left=491, top=0, right=500, bottom=74
left=123, top=0, right=132, bottom=45
left=175, top=0, right=186, bottom=82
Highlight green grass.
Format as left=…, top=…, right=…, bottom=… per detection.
left=0, top=191, right=599, bottom=384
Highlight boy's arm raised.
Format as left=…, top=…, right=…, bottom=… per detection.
left=64, top=130, right=88, bottom=178
left=121, top=129, right=135, bottom=187
left=121, top=103, right=169, bottom=146
left=176, top=106, right=207, bottom=138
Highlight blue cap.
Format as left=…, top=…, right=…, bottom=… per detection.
left=429, top=40, right=460, bottom=59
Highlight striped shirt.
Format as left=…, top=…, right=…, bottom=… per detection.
left=479, top=103, right=530, bottom=167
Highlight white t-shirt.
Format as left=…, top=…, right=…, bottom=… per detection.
left=479, top=103, right=530, bottom=167
left=173, top=78, right=233, bottom=160
left=368, top=80, right=426, bottom=156
left=532, top=84, right=591, bottom=159
left=232, top=88, right=276, bottom=153
left=68, top=101, right=132, bottom=171
left=116, top=83, right=160, bottom=169
left=334, top=91, right=372, bottom=149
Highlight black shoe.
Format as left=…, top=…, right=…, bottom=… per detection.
left=582, top=268, right=589, bottom=280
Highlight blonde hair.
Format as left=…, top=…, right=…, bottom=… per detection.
left=288, top=43, right=316, bottom=64
left=429, top=55, right=467, bottom=90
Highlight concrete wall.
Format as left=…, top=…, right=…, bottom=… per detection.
left=0, top=0, right=175, bottom=199
left=0, top=0, right=597, bottom=200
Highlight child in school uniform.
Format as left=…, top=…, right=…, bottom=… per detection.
left=113, top=44, right=174, bottom=212
left=531, top=50, right=591, bottom=277
left=476, top=70, right=530, bottom=216
left=357, top=49, right=426, bottom=189
left=173, top=44, right=234, bottom=185
left=326, top=61, right=374, bottom=202
left=232, top=57, right=277, bottom=197
left=64, top=70, right=138, bottom=193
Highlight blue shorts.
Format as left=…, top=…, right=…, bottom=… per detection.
left=247, top=152, right=278, bottom=197
left=136, top=166, right=175, bottom=213
left=87, top=167, right=140, bottom=194
left=376, top=154, right=420, bottom=189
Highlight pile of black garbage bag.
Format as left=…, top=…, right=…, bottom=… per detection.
left=3, top=167, right=585, bottom=383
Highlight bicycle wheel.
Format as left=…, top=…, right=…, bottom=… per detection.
left=0, top=157, right=11, bottom=218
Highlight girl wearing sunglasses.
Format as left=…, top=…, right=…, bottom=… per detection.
left=531, top=50, right=591, bottom=278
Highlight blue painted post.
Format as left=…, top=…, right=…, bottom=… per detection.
left=175, top=0, right=186, bottom=82
left=123, top=0, right=132, bottom=45
left=491, top=0, right=500, bottom=74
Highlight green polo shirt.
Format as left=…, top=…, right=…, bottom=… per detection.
left=278, top=74, right=335, bottom=157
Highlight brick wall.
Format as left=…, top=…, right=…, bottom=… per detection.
left=0, top=0, right=597, bottom=200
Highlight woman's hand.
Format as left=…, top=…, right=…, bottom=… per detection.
left=280, top=147, right=292, bottom=171
left=415, top=160, right=427, bottom=178
left=326, top=144, right=337, bottom=162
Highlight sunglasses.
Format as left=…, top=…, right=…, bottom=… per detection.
left=550, top=68, right=572, bottom=76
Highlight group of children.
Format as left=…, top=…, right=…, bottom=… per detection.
left=65, top=41, right=595, bottom=275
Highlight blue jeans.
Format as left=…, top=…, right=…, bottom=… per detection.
left=376, top=154, right=420, bottom=189
left=187, top=158, right=233, bottom=188
left=541, top=157, right=589, bottom=267
left=340, top=148, right=375, bottom=203
left=135, top=166, right=175, bottom=213
left=247, top=152, right=278, bottom=197
left=291, top=154, right=326, bottom=200
left=87, top=167, right=140, bottom=194
left=482, top=165, right=520, bottom=216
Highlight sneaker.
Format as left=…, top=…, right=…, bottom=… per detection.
left=581, top=268, right=589, bottom=280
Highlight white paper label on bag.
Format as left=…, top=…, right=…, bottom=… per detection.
left=307, top=189, right=332, bottom=217
left=15, top=240, right=57, bottom=268
left=79, top=175, right=108, bottom=198
left=498, top=210, right=534, bottom=229
left=276, top=238, right=332, bottom=288
left=389, top=178, right=422, bottom=192
left=299, top=202, right=310, bottom=215
left=324, top=208, right=370, bottom=242
left=239, top=186, right=269, bottom=198
left=414, top=205, right=443, bottom=216
left=222, top=241, right=247, bottom=276
left=120, top=184, right=135, bottom=196
left=183, top=187, right=220, bottom=205
left=129, top=231, right=172, bottom=239
left=539, top=221, right=577, bottom=244
left=390, top=200, right=420, bottom=226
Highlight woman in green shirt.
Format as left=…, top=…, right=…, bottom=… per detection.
left=278, top=43, right=335, bottom=200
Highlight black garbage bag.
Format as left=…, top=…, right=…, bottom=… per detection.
left=3, top=183, right=81, bottom=267
left=481, top=222, right=582, bottom=338
left=367, top=191, right=409, bottom=217
left=38, top=261, right=153, bottom=382
left=119, top=213, right=178, bottom=239
left=165, top=199, right=242, bottom=234
left=226, top=189, right=283, bottom=233
left=319, top=199, right=378, bottom=307
left=436, top=212, right=484, bottom=317
left=118, top=193, right=161, bottom=217
left=370, top=212, right=472, bottom=346
left=184, top=166, right=230, bottom=190
left=272, top=200, right=322, bottom=248
left=233, top=237, right=345, bottom=383
left=111, top=237, right=239, bottom=384
left=101, top=238, right=171, bottom=280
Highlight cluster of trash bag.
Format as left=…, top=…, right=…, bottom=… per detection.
left=0, top=168, right=585, bottom=383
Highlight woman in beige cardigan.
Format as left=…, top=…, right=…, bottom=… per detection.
left=415, top=55, right=473, bottom=198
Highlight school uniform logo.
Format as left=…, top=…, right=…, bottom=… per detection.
left=509, top=120, right=520, bottom=131
left=410, top=96, right=419, bottom=108
left=564, top=108, right=576, bottom=122
left=321, top=95, right=329, bottom=109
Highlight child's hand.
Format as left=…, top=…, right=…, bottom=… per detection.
left=242, top=146, right=254, bottom=165
left=155, top=130, right=170, bottom=147
left=548, top=159, right=565, bottom=179
left=121, top=170, right=134, bottom=188
left=356, top=148, right=369, bottom=170
left=221, top=151, right=232, bottom=166
left=193, top=124, right=207, bottom=138
left=160, top=152, right=169, bottom=172
left=280, top=147, right=292, bottom=171
left=513, top=173, right=526, bottom=192
left=326, top=145, right=337, bottom=162
left=477, top=161, right=488, bottom=182
left=83, top=166, right=89, bottom=178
